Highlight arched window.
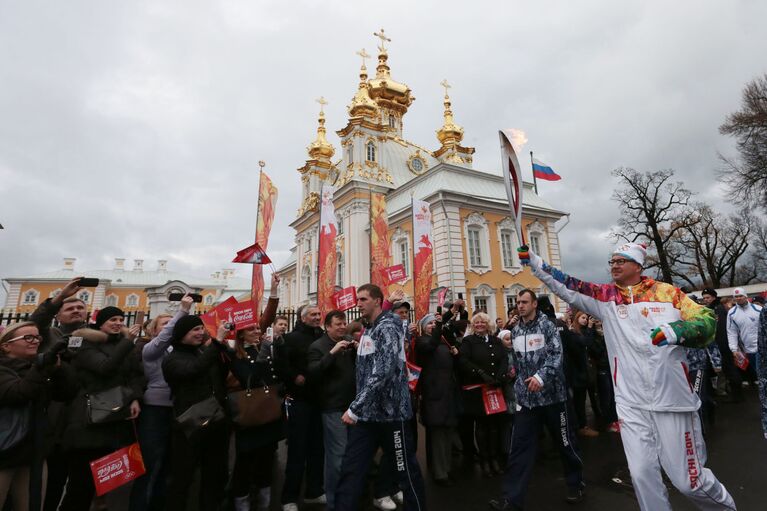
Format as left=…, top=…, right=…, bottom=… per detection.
left=105, top=295, right=118, bottom=307
left=388, top=115, right=396, bottom=128
left=126, top=294, right=139, bottom=308
left=366, top=141, right=376, bottom=162
left=530, top=233, right=541, bottom=255
left=463, top=212, right=491, bottom=273
left=77, top=290, right=91, bottom=304
left=23, top=289, right=39, bottom=305
left=391, top=228, right=411, bottom=278
left=336, top=253, right=345, bottom=288
left=302, top=265, right=312, bottom=298
left=347, top=145, right=353, bottom=164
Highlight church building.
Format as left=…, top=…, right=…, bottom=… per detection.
left=277, top=30, right=569, bottom=319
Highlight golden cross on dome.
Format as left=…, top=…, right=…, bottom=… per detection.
left=356, top=48, right=371, bottom=68
left=373, top=28, right=391, bottom=52
left=316, top=96, right=328, bottom=114
left=440, top=79, right=451, bottom=97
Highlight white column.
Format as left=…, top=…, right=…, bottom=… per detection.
left=4, top=283, right=21, bottom=311
left=432, top=201, right=466, bottom=297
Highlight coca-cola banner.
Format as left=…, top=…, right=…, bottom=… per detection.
left=332, top=286, right=358, bottom=312
left=230, top=300, right=257, bottom=330
left=411, top=199, right=434, bottom=321
left=90, top=442, right=146, bottom=496
left=317, top=185, right=338, bottom=318
left=384, top=264, right=407, bottom=285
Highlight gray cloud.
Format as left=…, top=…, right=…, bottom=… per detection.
left=2, top=1, right=765, bottom=301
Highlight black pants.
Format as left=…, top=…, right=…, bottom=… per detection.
left=475, top=414, right=504, bottom=465
left=336, top=420, right=426, bottom=511
left=572, top=383, right=601, bottom=429
left=58, top=448, right=111, bottom=511
left=457, top=415, right=477, bottom=462
left=42, top=446, right=68, bottom=511
left=166, top=422, right=229, bottom=511
left=596, top=370, right=618, bottom=424
left=232, top=442, right=278, bottom=497
left=502, top=402, right=583, bottom=508
left=129, top=405, right=174, bottom=511
left=282, top=399, right=324, bottom=504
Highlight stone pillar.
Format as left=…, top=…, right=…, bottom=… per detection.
left=431, top=199, right=466, bottom=299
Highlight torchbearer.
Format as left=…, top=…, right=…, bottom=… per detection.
left=514, top=242, right=736, bottom=511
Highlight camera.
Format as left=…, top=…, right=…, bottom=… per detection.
left=224, top=322, right=235, bottom=331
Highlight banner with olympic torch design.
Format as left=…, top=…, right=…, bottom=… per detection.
left=251, top=172, right=278, bottom=316
left=317, top=185, right=338, bottom=317
left=370, top=192, right=392, bottom=292
left=412, top=198, right=434, bottom=321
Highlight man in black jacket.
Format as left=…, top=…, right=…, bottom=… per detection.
left=701, top=288, right=740, bottom=401
left=307, top=310, right=356, bottom=511
left=282, top=305, right=326, bottom=510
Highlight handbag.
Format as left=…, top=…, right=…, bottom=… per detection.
left=175, top=395, right=225, bottom=438
left=87, top=386, right=131, bottom=424
left=0, top=403, right=31, bottom=452
left=228, top=374, right=283, bottom=428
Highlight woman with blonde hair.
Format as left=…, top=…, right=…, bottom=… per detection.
left=459, top=312, right=509, bottom=478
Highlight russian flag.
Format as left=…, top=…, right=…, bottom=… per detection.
left=532, top=158, right=561, bottom=181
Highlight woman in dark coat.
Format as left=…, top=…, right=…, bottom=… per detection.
left=416, top=311, right=460, bottom=486
left=568, top=311, right=601, bottom=437
left=162, top=316, right=230, bottom=511
left=228, top=292, right=284, bottom=511
left=459, top=312, right=509, bottom=478
left=0, top=321, right=78, bottom=511
left=60, top=307, right=145, bottom=511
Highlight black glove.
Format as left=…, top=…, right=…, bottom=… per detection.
left=35, top=340, right=67, bottom=369
left=477, top=369, right=495, bottom=385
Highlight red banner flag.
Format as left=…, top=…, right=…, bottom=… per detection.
left=317, top=185, right=338, bottom=317
left=412, top=199, right=434, bottom=321
left=252, top=172, right=278, bottom=315
left=384, top=264, right=407, bottom=285
left=230, top=300, right=257, bottom=330
left=332, top=286, right=358, bottom=311
left=90, top=443, right=146, bottom=496
left=437, top=287, right=449, bottom=307
left=233, top=242, right=271, bottom=264
left=200, top=296, right=239, bottom=338
left=370, top=192, right=392, bottom=292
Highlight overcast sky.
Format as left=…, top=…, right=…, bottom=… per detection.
left=1, top=1, right=765, bottom=301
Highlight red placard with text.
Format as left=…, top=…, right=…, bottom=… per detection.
left=384, top=264, right=407, bottom=284
left=333, top=286, right=358, bottom=311
left=231, top=300, right=257, bottom=330
left=90, top=443, right=146, bottom=496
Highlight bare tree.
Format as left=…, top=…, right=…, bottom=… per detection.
left=672, top=205, right=754, bottom=288
left=719, top=74, right=767, bottom=206
left=611, top=168, right=694, bottom=284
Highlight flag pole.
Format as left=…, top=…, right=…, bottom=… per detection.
left=530, top=151, right=538, bottom=195
left=253, top=161, right=265, bottom=300
left=369, top=184, right=374, bottom=284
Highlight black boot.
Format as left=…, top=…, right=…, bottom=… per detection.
left=488, top=498, right=522, bottom=510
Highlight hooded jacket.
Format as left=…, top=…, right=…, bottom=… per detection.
left=347, top=310, right=411, bottom=422
left=510, top=310, right=567, bottom=408
left=527, top=250, right=715, bottom=412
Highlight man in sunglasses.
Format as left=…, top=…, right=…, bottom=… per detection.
left=514, top=242, right=735, bottom=511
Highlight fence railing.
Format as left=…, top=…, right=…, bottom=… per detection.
left=1, top=308, right=417, bottom=331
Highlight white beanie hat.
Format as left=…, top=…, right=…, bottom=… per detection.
left=732, top=287, right=747, bottom=298
left=613, top=242, right=647, bottom=266
left=497, top=329, right=511, bottom=341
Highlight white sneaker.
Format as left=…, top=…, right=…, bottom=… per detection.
left=373, top=495, right=397, bottom=510
left=392, top=491, right=404, bottom=505
left=303, top=494, right=327, bottom=504
left=282, top=504, right=298, bottom=511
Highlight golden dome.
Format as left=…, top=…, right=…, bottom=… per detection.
left=307, top=98, right=335, bottom=161
left=367, top=29, right=414, bottom=114
left=348, top=52, right=379, bottom=119
left=436, top=81, right=464, bottom=145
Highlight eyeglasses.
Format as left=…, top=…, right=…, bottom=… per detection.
left=5, top=334, right=43, bottom=344
left=608, top=258, right=631, bottom=267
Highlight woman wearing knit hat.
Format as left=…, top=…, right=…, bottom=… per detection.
left=58, top=307, right=145, bottom=511
left=0, top=322, right=78, bottom=511
left=415, top=311, right=460, bottom=487
left=162, top=315, right=231, bottom=511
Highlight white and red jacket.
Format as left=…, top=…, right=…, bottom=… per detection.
left=527, top=252, right=717, bottom=413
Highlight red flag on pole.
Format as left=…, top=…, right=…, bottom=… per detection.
left=252, top=171, right=278, bottom=316
left=232, top=242, right=272, bottom=264
left=317, top=185, right=339, bottom=318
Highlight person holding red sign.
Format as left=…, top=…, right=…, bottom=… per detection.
left=59, top=308, right=144, bottom=511
left=458, top=312, right=509, bottom=479
left=489, top=289, right=583, bottom=510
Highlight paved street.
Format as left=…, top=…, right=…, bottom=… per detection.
left=104, top=389, right=764, bottom=510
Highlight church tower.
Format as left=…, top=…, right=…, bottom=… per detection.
left=297, top=98, right=337, bottom=216
left=433, top=80, right=474, bottom=167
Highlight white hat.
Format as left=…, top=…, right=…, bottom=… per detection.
left=732, top=287, right=747, bottom=298
left=613, top=242, right=647, bottom=266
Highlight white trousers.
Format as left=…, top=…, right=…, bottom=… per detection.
left=617, top=404, right=736, bottom=510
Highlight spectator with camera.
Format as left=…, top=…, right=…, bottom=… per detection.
left=307, top=310, right=357, bottom=511
left=162, top=316, right=230, bottom=511
left=59, top=307, right=145, bottom=511
left=0, top=321, right=78, bottom=511
left=128, top=294, right=195, bottom=511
